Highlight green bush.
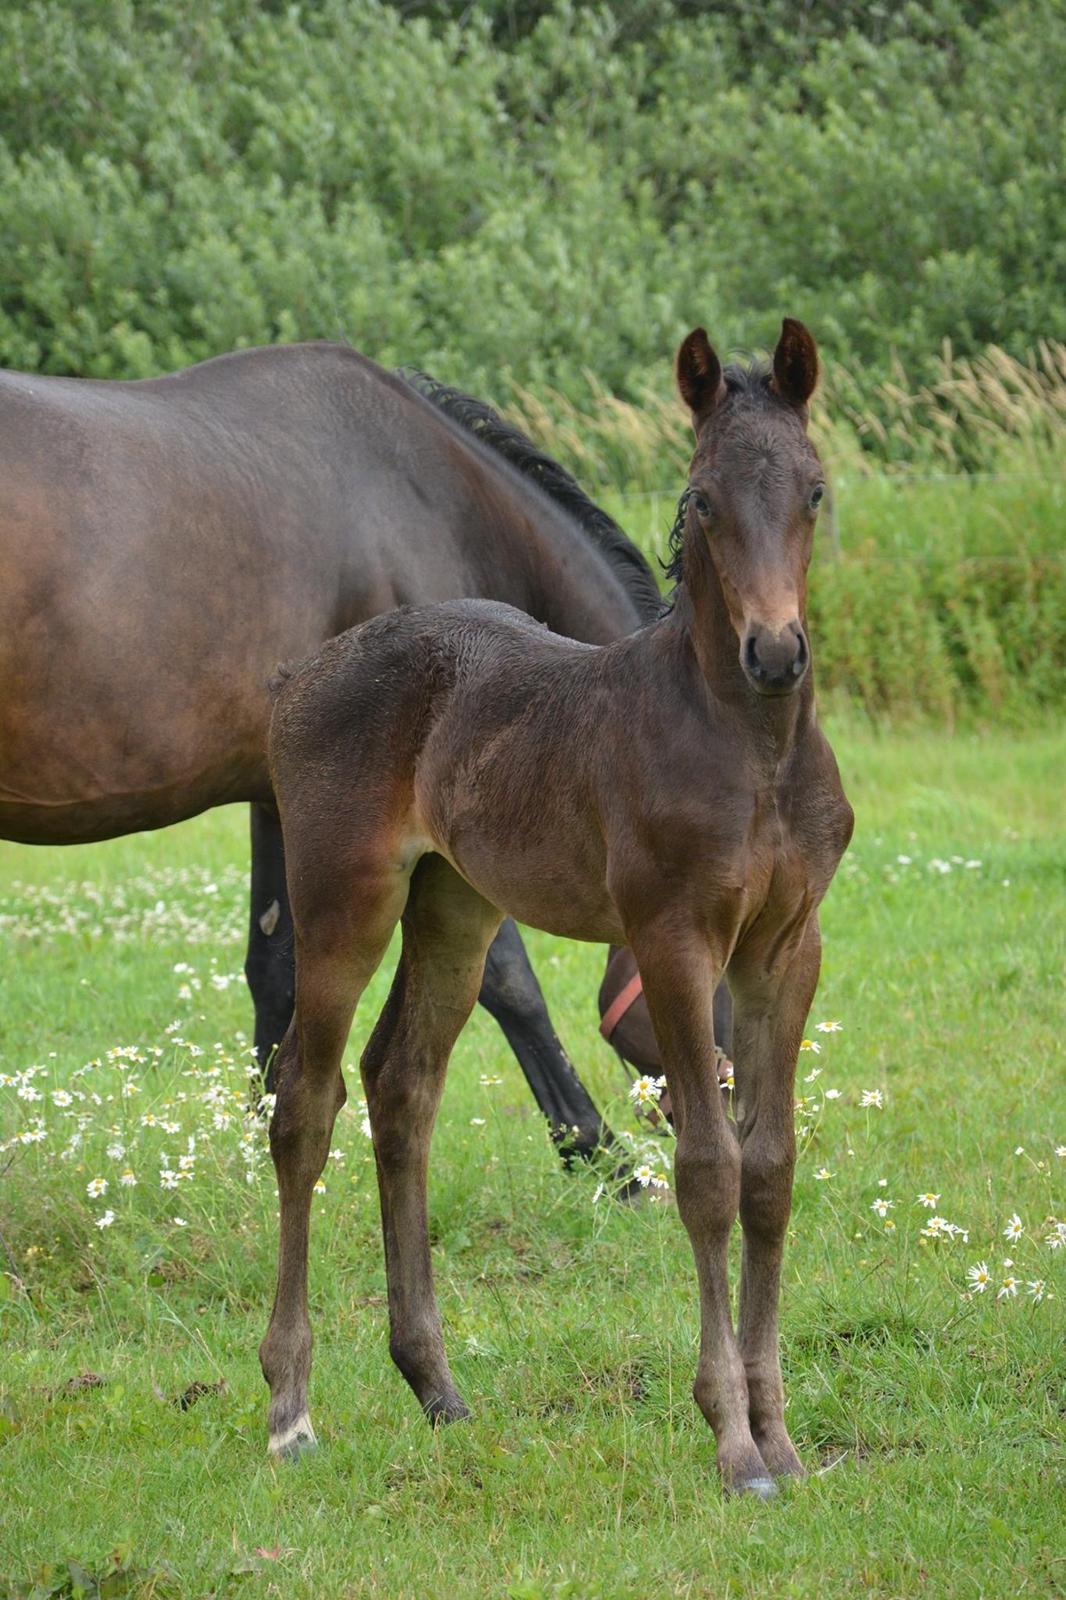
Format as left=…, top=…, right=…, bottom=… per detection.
left=0, top=0, right=1062, bottom=419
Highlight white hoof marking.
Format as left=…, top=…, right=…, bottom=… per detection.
left=268, top=1411, right=316, bottom=1458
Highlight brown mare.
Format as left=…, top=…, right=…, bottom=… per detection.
left=0, top=343, right=675, bottom=1162
left=261, top=319, right=854, bottom=1497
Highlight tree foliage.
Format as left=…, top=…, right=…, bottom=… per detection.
left=0, top=0, right=1061, bottom=439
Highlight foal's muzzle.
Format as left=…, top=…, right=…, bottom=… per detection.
left=741, top=621, right=809, bottom=696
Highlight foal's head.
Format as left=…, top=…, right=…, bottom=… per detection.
left=673, top=319, right=823, bottom=697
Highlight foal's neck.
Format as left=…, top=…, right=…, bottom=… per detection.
left=672, top=554, right=814, bottom=770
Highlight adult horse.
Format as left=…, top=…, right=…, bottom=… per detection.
left=261, top=318, right=853, bottom=1497
left=0, top=343, right=663, bottom=1159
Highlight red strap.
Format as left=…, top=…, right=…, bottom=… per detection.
left=599, top=970, right=644, bottom=1041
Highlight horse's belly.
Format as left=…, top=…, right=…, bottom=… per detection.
left=0, top=689, right=268, bottom=843
left=438, top=822, right=624, bottom=945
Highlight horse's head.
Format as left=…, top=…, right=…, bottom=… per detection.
left=674, top=319, right=823, bottom=697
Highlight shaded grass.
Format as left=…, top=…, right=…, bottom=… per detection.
left=0, top=725, right=1064, bottom=1598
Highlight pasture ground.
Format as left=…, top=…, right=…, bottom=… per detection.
left=0, top=723, right=1063, bottom=1599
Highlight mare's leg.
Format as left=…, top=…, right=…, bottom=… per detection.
left=362, top=855, right=501, bottom=1422
left=259, top=858, right=409, bottom=1459
left=478, top=919, right=612, bottom=1162
left=245, top=802, right=295, bottom=1088
left=629, top=926, right=773, bottom=1498
left=729, top=917, right=822, bottom=1480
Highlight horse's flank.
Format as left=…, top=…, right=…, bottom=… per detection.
left=0, top=342, right=653, bottom=844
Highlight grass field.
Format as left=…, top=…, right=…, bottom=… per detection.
left=0, top=724, right=1063, bottom=1599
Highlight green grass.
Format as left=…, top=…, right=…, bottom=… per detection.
left=1, top=725, right=1064, bottom=1599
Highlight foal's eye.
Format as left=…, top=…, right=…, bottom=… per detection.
left=809, top=484, right=825, bottom=511
left=691, top=492, right=712, bottom=520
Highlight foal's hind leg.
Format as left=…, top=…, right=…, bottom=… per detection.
left=361, top=855, right=501, bottom=1423
left=259, top=864, right=408, bottom=1459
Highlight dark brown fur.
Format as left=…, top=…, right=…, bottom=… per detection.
left=261, top=321, right=853, bottom=1497
left=0, top=341, right=667, bottom=1150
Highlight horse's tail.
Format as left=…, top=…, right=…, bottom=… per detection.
left=397, top=368, right=663, bottom=624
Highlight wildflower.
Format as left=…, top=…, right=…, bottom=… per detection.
left=896, top=854, right=912, bottom=865
left=997, top=1275, right=1019, bottom=1301
left=799, top=1039, right=821, bottom=1054
left=1027, top=1280, right=1046, bottom=1302
left=51, top=1090, right=73, bottom=1108
left=966, top=1261, right=991, bottom=1293
left=824, top=1088, right=842, bottom=1100
left=470, top=1117, right=486, bottom=1127
left=870, top=1197, right=893, bottom=1219
left=1055, top=1146, right=1065, bottom=1159
left=629, top=1075, right=666, bottom=1106
left=1045, top=1221, right=1066, bottom=1250
left=632, top=1163, right=655, bottom=1187
left=313, top=1180, right=326, bottom=1195
left=172, top=1216, right=188, bottom=1228
left=95, top=1210, right=115, bottom=1229
left=860, top=1089, right=884, bottom=1109
left=916, top=1193, right=940, bottom=1209
left=119, top=1170, right=137, bottom=1187
left=815, top=1020, right=843, bottom=1033
left=86, top=1177, right=108, bottom=1199
left=160, top=1170, right=179, bottom=1190
left=883, top=1219, right=896, bottom=1232
left=803, top=1067, right=821, bottom=1083
left=814, top=1167, right=832, bottom=1181
left=591, top=1184, right=605, bottom=1205
left=1003, top=1213, right=1024, bottom=1242
left=479, top=1074, right=503, bottom=1087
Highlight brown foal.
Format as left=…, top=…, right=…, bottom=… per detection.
left=260, top=319, right=853, bottom=1497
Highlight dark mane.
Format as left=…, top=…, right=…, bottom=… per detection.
left=398, top=368, right=663, bottom=624
left=662, top=358, right=774, bottom=588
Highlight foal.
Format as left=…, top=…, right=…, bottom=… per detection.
left=261, top=319, right=853, bottom=1497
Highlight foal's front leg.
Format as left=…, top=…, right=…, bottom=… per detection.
left=631, top=930, right=774, bottom=1498
left=729, top=918, right=822, bottom=1480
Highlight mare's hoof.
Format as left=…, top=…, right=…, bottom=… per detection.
left=424, top=1392, right=471, bottom=1427
left=732, top=1475, right=778, bottom=1501
left=268, top=1412, right=317, bottom=1461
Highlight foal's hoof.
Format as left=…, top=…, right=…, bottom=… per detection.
left=268, top=1412, right=317, bottom=1461
left=731, top=1475, right=778, bottom=1501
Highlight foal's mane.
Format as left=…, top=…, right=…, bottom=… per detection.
left=399, top=369, right=663, bottom=625
left=662, top=357, right=775, bottom=588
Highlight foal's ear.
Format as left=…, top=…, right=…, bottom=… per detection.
left=771, top=318, right=819, bottom=408
left=676, top=328, right=725, bottom=427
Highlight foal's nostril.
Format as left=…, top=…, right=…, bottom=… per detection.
left=744, top=634, right=761, bottom=677
left=792, top=630, right=809, bottom=676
